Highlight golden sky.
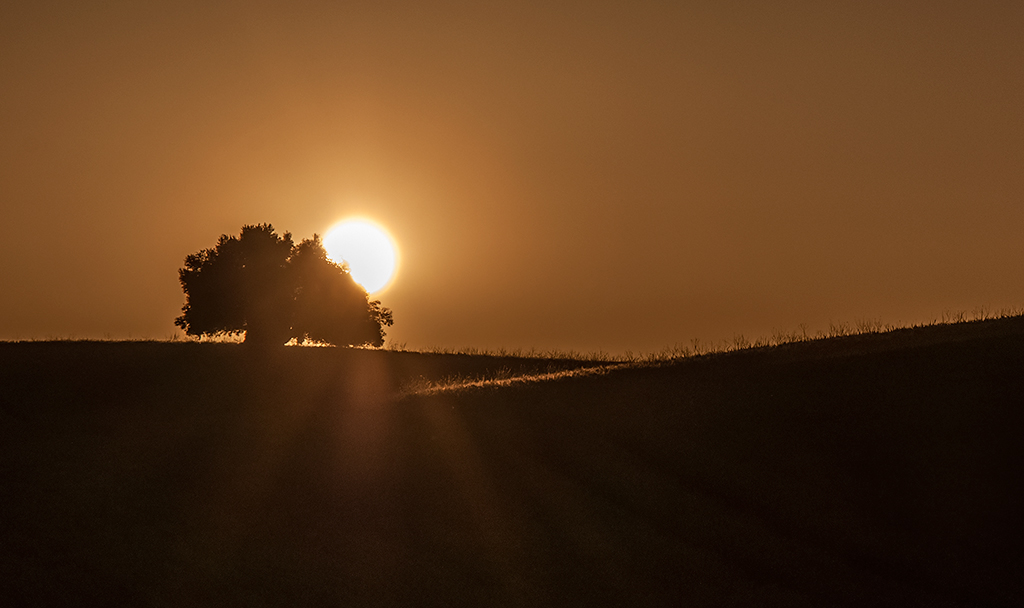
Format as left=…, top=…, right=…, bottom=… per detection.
left=2, top=1, right=1022, bottom=353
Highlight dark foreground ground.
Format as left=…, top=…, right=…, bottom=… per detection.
left=2, top=319, right=1023, bottom=606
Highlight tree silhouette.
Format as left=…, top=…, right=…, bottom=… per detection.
left=175, top=224, right=393, bottom=347
left=290, top=234, right=393, bottom=347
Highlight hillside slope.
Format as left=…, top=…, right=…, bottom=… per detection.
left=2, top=318, right=1022, bottom=606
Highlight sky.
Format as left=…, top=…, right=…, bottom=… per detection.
left=2, top=1, right=1022, bottom=354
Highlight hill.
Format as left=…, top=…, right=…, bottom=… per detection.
left=2, top=317, right=1023, bottom=606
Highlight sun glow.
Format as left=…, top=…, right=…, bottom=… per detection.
left=322, top=219, right=397, bottom=294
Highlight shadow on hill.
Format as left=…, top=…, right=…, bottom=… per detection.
left=1, top=317, right=1022, bottom=606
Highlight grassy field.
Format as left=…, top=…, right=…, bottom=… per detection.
left=2, top=317, right=1023, bottom=606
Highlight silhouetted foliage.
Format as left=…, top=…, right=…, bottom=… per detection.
left=175, top=224, right=393, bottom=347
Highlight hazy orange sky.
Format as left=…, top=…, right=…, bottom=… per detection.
left=2, top=1, right=1022, bottom=354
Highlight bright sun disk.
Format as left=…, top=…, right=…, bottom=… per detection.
left=322, top=220, right=397, bottom=294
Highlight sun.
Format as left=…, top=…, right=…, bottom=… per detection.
left=322, top=219, right=397, bottom=294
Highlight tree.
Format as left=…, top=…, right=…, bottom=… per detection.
left=289, top=235, right=393, bottom=347
left=175, top=224, right=393, bottom=347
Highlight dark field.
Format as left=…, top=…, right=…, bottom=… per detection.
left=2, top=319, right=1023, bottom=606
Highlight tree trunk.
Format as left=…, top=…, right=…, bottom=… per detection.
left=242, top=316, right=290, bottom=348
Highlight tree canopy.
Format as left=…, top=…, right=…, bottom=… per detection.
left=175, top=224, right=393, bottom=347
